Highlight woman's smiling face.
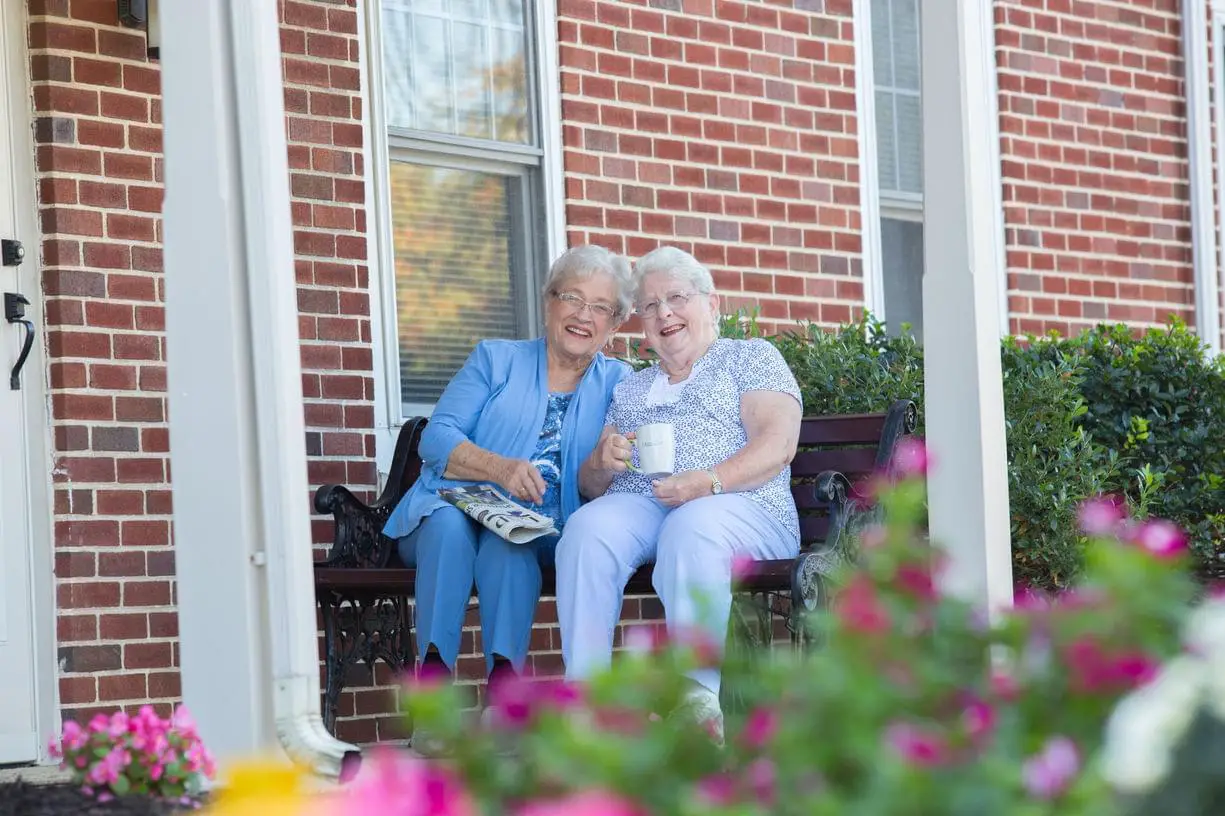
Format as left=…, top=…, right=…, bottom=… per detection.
left=544, top=272, right=622, bottom=362
left=636, top=270, right=719, bottom=365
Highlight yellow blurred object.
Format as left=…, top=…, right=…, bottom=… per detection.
left=201, top=760, right=323, bottom=816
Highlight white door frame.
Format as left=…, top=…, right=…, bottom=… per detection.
left=2, top=0, right=60, bottom=764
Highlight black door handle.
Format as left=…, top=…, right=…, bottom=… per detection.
left=5, top=293, right=34, bottom=390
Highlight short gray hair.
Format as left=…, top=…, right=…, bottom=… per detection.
left=542, top=245, right=634, bottom=319
left=632, top=246, right=715, bottom=300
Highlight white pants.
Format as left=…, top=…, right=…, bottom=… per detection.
left=555, top=492, right=798, bottom=696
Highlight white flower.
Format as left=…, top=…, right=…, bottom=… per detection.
left=1183, top=599, right=1225, bottom=720
left=1100, top=656, right=1206, bottom=795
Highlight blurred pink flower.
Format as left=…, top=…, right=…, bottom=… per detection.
left=731, top=554, right=758, bottom=583
left=837, top=575, right=891, bottom=635
left=960, top=698, right=996, bottom=742
left=516, top=789, right=642, bottom=816
left=486, top=676, right=586, bottom=730
left=1133, top=519, right=1187, bottom=559
left=695, top=773, right=737, bottom=806
left=1077, top=496, right=1125, bottom=537
left=858, top=524, right=887, bottom=552
left=744, top=758, right=777, bottom=807
left=336, top=748, right=475, bottom=816
left=1063, top=638, right=1158, bottom=693
left=989, top=669, right=1022, bottom=701
left=741, top=706, right=779, bottom=750
left=671, top=625, right=722, bottom=668
left=623, top=623, right=666, bottom=655
left=891, top=438, right=930, bottom=479
left=884, top=721, right=949, bottom=767
left=894, top=562, right=937, bottom=602
left=1022, top=736, right=1080, bottom=800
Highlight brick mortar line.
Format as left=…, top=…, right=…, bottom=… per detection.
left=563, top=168, right=861, bottom=192
left=560, top=38, right=856, bottom=76
left=559, top=81, right=858, bottom=123
left=563, top=197, right=864, bottom=226
left=562, top=125, right=859, bottom=154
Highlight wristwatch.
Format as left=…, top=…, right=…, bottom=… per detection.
left=708, top=469, right=723, bottom=495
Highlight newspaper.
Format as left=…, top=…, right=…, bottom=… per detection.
left=437, top=484, right=559, bottom=545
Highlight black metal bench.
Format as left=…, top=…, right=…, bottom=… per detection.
left=313, top=399, right=917, bottom=733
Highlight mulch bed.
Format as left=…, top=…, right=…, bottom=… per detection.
left=0, top=781, right=198, bottom=816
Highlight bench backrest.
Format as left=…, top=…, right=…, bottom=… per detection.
left=365, top=399, right=917, bottom=559
left=790, top=399, right=918, bottom=551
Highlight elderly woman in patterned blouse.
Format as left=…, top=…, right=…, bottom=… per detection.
left=555, top=246, right=803, bottom=742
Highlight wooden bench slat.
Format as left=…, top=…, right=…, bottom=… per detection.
left=790, top=447, right=878, bottom=479
left=797, top=413, right=889, bottom=446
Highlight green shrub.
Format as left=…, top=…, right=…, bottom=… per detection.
left=1014, top=321, right=1225, bottom=580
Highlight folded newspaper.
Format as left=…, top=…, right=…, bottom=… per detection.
left=437, top=484, right=559, bottom=545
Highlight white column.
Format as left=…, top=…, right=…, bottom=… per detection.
left=920, top=0, right=1014, bottom=612
left=161, top=3, right=358, bottom=777
left=1187, top=0, right=1222, bottom=355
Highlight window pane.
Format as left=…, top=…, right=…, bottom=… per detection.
left=870, top=0, right=893, bottom=86
left=382, top=0, right=531, bottom=145
left=881, top=218, right=925, bottom=340
left=895, top=93, right=923, bottom=193
left=890, top=0, right=920, bottom=92
left=390, top=162, right=524, bottom=406
left=875, top=90, right=898, bottom=192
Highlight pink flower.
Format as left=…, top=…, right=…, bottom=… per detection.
left=989, top=669, right=1022, bottom=701
left=858, top=524, right=887, bottom=552
left=741, top=707, right=779, bottom=750
left=622, top=623, right=666, bottom=655
left=884, top=721, right=949, bottom=767
left=1022, top=736, right=1080, bottom=800
left=337, top=748, right=475, bottom=815
left=517, top=790, right=643, bottom=816
left=960, top=698, right=996, bottom=742
left=894, top=563, right=937, bottom=602
left=106, top=711, right=129, bottom=739
left=744, top=758, right=777, bottom=807
left=486, top=676, right=584, bottom=730
left=731, top=555, right=758, bottom=583
left=1063, top=638, right=1158, bottom=693
left=671, top=626, right=722, bottom=668
left=891, top=438, right=930, bottom=478
left=836, top=575, right=891, bottom=635
left=1077, top=496, right=1125, bottom=537
left=1133, top=519, right=1187, bottom=559
left=695, top=774, right=737, bottom=806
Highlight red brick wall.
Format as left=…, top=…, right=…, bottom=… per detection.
left=27, top=0, right=375, bottom=725
left=558, top=0, right=864, bottom=335
left=996, top=0, right=1196, bottom=337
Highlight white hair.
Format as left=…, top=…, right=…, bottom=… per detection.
left=632, top=246, right=715, bottom=299
left=541, top=245, right=634, bottom=319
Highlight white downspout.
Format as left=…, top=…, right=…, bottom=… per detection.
left=1187, top=0, right=1223, bottom=355
left=161, top=1, right=360, bottom=778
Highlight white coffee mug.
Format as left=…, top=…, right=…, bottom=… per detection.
left=634, top=423, right=676, bottom=478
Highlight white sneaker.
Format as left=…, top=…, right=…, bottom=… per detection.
left=672, top=684, right=724, bottom=746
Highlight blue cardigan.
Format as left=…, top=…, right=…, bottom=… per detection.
left=383, top=338, right=629, bottom=540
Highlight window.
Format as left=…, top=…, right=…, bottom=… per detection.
left=379, top=0, right=551, bottom=411
left=870, top=0, right=924, bottom=338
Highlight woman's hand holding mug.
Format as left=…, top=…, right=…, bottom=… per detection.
left=593, top=427, right=636, bottom=474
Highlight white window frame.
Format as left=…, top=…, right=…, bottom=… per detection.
left=1193, top=0, right=1223, bottom=355
left=361, top=0, right=566, bottom=475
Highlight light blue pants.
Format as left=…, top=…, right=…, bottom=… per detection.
left=398, top=505, right=557, bottom=675
left=555, top=493, right=798, bottom=696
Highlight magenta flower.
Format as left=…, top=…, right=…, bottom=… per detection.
left=836, top=575, right=891, bottom=635
left=337, top=748, right=475, bottom=815
left=894, top=562, right=937, bottom=602
left=1022, top=736, right=1080, bottom=800
left=744, top=758, right=777, bottom=807
left=1133, top=519, right=1187, bottom=559
left=731, top=554, right=758, bottom=583
left=884, top=721, right=949, bottom=767
left=694, top=773, right=737, bottom=806
left=741, top=706, right=779, bottom=750
left=517, top=789, right=643, bottom=816
left=891, top=438, right=930, bottom=478
left=1077, top=496, right=1125, bottom=536
left=960, top=698, right=996, bottom=742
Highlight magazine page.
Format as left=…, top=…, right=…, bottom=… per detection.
left=438, top=484, right=558, bottom=545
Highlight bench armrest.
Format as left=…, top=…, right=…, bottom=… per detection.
left=313, top=417, right=429, bottom=568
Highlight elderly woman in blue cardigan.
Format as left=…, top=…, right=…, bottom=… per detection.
left=383, top=245, right=632, bottom=700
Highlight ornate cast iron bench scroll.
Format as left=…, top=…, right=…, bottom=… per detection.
left=312, top=400, right=918, bottom=734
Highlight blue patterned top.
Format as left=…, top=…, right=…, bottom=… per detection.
left=604, top=339, right=802, bottom=541
left=516, top=392, right=574, bottom=529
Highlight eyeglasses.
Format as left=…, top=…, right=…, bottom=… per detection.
left=552, top=291, right=618, bottom=320
left=636, top=290, right=700, bottom=319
